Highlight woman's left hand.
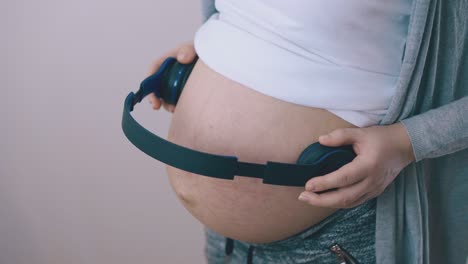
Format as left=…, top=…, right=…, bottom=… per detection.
left=298, top=122, right=416, bottom=208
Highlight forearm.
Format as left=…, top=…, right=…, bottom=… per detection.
left=400, top=96, right=468, bottom=162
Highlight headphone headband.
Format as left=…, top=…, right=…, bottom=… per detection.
left=121, top=57, right=356, bottom=186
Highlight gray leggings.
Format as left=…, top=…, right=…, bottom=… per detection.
left=203, top=199, right=376, bottom=264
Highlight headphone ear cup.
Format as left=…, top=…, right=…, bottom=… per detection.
left=161, top=61, right=181, bottom=105
left=160, top=57, right=198, bottom=105
left=296, top=142, right=330, bottom=165
left=296, top=142, right=356, bottom=174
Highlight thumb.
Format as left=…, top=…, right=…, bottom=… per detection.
left=318, top=128, right=362, bottom=147
left=177, top=45, right=197, bottom=64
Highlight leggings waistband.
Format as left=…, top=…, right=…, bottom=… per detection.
left=223, top=199, right=376, bottom=264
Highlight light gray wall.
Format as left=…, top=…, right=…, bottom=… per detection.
left=1, top=0, right=205, bottom=263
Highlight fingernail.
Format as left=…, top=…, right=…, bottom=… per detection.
left=178, top=51, right=186, bottom=61
left=298, top=192, right=311, bottom=201
left=305, top=183, right=314, bottom=192
left=319, top=135, right=328, bottom=141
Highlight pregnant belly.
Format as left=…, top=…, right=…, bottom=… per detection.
left=166, top=58, right=358, bottom=244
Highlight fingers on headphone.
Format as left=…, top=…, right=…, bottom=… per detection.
left=149, top=96, right=174, bottom=112
left=148, top=95, right=175, bottom=113
left=149, top=94, right=162, bottom=110
left=147, top=43, right=195, bottom=75
left=177, top=44, right=196, bottom=64
left=147, top=42, right=194, bottom=111
left=162, top=101, right=175, bottom=113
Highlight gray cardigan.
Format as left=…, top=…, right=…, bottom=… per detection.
left=200, top=0, right=468, bottom=263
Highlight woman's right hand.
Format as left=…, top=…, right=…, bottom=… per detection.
left=146, top=42, right=197, bottom=113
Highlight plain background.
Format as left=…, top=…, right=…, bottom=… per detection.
left=1, top=0, right=206, bottom=263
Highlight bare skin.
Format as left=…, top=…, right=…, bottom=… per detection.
left=146, top=42, right=415, bottom=243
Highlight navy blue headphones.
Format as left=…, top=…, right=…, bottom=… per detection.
left=121, top=56, right=356, bottom=187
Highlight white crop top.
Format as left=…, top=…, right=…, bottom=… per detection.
left=194, top=0, right=413, bottom=127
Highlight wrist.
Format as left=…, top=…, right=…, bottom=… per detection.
left=390, top=122, right=416, bottom=165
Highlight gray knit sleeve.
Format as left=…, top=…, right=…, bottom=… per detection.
left=400, top=96, right=468, bottom=162
left=201, top=0, right=217, bottom=22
